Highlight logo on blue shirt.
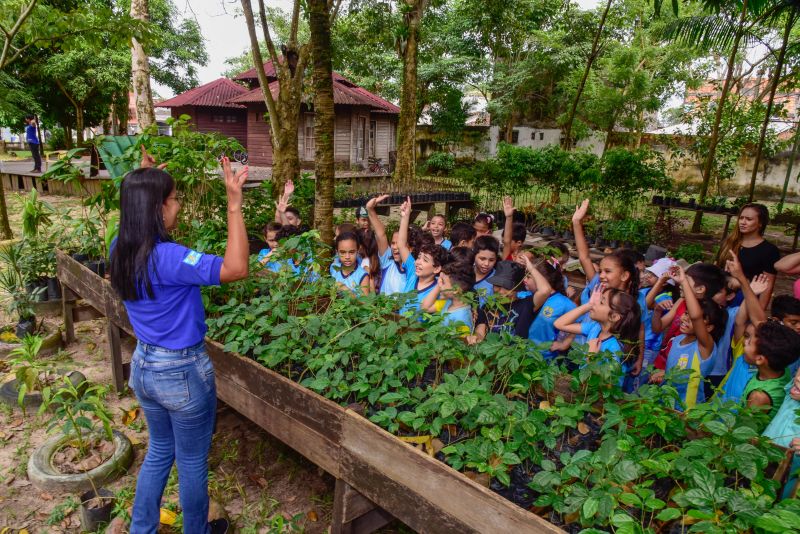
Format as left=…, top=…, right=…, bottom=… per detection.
left=183, top=250, right=203, bottom=267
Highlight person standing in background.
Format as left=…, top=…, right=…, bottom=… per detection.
left=24, top=115, right=41, bottom=173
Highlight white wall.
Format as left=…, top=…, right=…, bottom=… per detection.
left=488, top=126, right=605, bottom=156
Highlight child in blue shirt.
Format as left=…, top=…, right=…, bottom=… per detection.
left=427, top=214, right=451, bottom=250
left=555, top=286, right=641, bottom=385
left=330, top=231, right=370, bottom=295
left=257, top=221, right=282, bottom=265
left=650, top=265, right=727, bottom=411
left=365, top=194, right=409, bottom=295
left=763, top=367, right=800, bottom=499
left=521, top=255, right=576, bottom=359
left=421, top=256, right=476, bottom=335
left=398, top=197, right=447, bottom=313
left=472, top=235, right=499, bottom=306
left=449, top=222, right=477, bottom=249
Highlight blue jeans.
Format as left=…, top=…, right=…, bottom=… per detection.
left=129, top=341, right=216, bottom=534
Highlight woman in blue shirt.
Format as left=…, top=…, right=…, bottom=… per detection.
left=110, top=152, right=249, bottom=534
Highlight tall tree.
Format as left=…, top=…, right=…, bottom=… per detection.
left=308, top=0, right=335, bottom=242
left=395, top=0, right=428, bottom=184
left=747, top=6, right=799, bottom=200
left=240, top=0, right=309, bottom=194
left=131, top=0, right=155, bottom=130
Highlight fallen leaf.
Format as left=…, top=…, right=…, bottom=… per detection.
left=128, top=435, right=142, bottom=446
left=257, top=477, right=267, bottom=488
left=8, top=419, right=23, bottom=428
left=4, top=474, right=14, bottom=485
left=577, top=422, right=590, bottom=435
left=538, top=401, right=551, bottom=410
left=431, top=438, right=445, bottom=454
left=121, top=407, right=139, bottom=426
left=159, top=508, right=177, bottom=525
left=40, top=492, right=53, bottom=501
left=306, top=510, right=318, bottom=522
left=464, top=471, right=491, bottom=487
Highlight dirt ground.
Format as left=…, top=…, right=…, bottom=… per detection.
left=0, top=313, right=338, bottom=533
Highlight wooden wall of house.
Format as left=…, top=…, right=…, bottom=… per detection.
left=334, top=112, right=351, bottom=163
left=171, top=106, right=248, bottom=147
left=244, top=105, right=274, bottom=166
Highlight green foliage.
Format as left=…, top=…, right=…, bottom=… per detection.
left=672, top=242, right=705, bottom=263
left=8, top=335, right=54, bottom=410
left=21, top=189, right=52, bottom=239
left=0, top=242, right=38, bottom=320
left=46, top=127, right=67, bottom=151
left=40, top=377, right=114, bottom=457
left=424, top=151, right=456, bottom=174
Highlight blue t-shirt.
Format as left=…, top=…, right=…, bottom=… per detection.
left=379, top=248, right=407, bottom=295
left=116, top=241, right=223, bottom=350
left=712, top=305, right=739, bottom=376
left=639, top=287, right=665, bottom=351
left=580, top=273, right=601, bottom=305
left=330, top=263, right=368, bottom=294
left=474, top=270, right=495, bottom=307
left=441, top=301, right=473, bottom=333
left=580, top=320, right=627, bottom=385
left=528, top=292, right=576, bottom=357
left=26, top=124, right=38, bottom=145
left=399, top=253, right=437, bottom=313
left=665, top=334, right=715, bottom=409
left=440, top=239, right=452, bottom=251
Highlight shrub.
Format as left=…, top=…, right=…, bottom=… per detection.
left=46, top=127, right=67, bottom=151
left=424, top=151, right=456, bottom=175
left=673, top=242, right=704, bottom=263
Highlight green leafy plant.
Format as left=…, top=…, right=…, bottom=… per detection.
left=21, top=189, right=53, bottom=238
left=424, top=151, right=456, bottom=175
left=8, top=335, right=55, bottom=409
left=40, top=378, right=114, bottom=458
left=673, top=242, right=705, bottom=263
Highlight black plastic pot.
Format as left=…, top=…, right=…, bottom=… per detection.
left=15, top=318, right=35, bottom=339
left=595, top=237, right=607, bottom=248
left=562, top=230, right=574, bottom=240
left=46, top=278, right=61, bottom=301
left=608, top=240, right=619, bottom=249
left=87, top=260, right=106, bottom=278
left=652, top=195, right=664, bottom=205
left=79, top=488, right=115, bottom=532
left=71, top=253, right=90, bottom=263
left=688, top=199, right=697, bottom=208
left=541, top=227, right=555, bottom=237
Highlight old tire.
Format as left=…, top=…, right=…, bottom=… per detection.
left=0, top=370, right=86, bottom=410
left=27, top=430, right=134, bottom=494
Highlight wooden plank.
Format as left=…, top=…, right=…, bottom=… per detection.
left=339, top=410, right=562, bottom=534
left=206, top=342, right=343, bottom=476
left=61, top=285, right=77, bottom=344
left=56, top=251, right=105, bottom=313
left=333, top=479, right=381, bottom=524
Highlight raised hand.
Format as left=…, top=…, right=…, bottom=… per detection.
left=503, top=196, right=515, bottom=218
left=400, top=196, right=412, bottom=218
left=367, top=194, right=389, bottom=209
left=283, top=179, right=295, bottom=200
left=221, top=157, right=248, bottom=211
left=572, top=199, right=590, bottom=224
left=668, top=265, right=685, bottom=285
left=750, top=273, right=770, bottom=296
left=588, top=284, right=604, bottom=308
left=725, top=250, right=745, bottom=280
left=140, top=145, right=168, bottom=170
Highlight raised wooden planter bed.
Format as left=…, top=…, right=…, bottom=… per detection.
left=56, top=250, right=562, bottom=533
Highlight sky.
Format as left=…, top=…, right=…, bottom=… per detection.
left=159, top=0, right=601, bottom=98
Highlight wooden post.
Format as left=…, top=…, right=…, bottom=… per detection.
left=332, top=479, right=392, bottom=534
left=62, top=285, right=77, bottom=345
left=107, top=320, right=125, bottom=393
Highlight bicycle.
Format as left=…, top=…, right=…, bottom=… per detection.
left=367, top=157, right=389, bottom=175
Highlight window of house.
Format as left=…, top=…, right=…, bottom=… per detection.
left=225, top=115, right=238, bottom=123
left=511, top=130, right=519, bottom=144
left=389, top=122, right=396, bottom=151
left=355, top=116, right=367, bottom=161
left=539, top=132, right=544, bottom=140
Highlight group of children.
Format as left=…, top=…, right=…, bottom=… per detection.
left=258, top=188, right=800, bottom=472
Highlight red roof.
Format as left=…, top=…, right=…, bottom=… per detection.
left=228, top=73, right=399, bottom=114
left=233, top=60, right=278, bottom=81
left=157, top=78, right=249, bottom=109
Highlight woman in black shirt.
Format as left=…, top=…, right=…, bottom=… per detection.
left=718, top=203, right=780, bottom=309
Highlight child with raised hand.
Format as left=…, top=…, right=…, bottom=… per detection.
left=450, top=222, right=477, bottom=248
left=421, top=259, right=476, bottom=335
left=329, top=231, right=370, bottom=295
left=473, top=235, right=499, bottom=306
left=521, top=255, right=576, bottom=359
left=398, top=197, right=447, bottom=312
left=650, top=265, right=727, bottom=411
left=275, top=179, right=304, bottom=229
left=473, top=213, right=495, bottom=238
left=426, top=214, right=451, bottom=250
left=365, top=194, right=407, bottom=295
left=502, top=196, right=526, bottom=261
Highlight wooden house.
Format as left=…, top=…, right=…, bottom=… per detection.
left=158, top=63, right=400, bottom=168
left=157, top=78, right=250, bottom=147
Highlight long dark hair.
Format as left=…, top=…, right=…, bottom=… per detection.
left=109, top=168, right=174, bottom=301
left=606, top=288, right=642, bottom=361
left=718, top=203, right=770, bottom=267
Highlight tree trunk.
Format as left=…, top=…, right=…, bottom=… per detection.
left=130, top=0, right=155, bottom=131
left=308, top=0, right=335, bottom=244
left=395, top=0, right=427, bottom=186
left=602, top=116, right=617, bottom=155
left=778, top=119, right=800, bottom=213
left=64, top=124, right=73, bottom=149
left=692, top=0, right=748, bottom=232
left=76, top=106, right=85, bottom=145
left=561, top=0, right=612, bottom=150
left=747, top=12, right=795, bottom=201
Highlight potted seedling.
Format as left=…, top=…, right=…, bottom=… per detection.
left=28, top=378, right=133, bottom=494
left=0, top=335, right=83, bottom=411
left=0, top=245, right=41, bottom=338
